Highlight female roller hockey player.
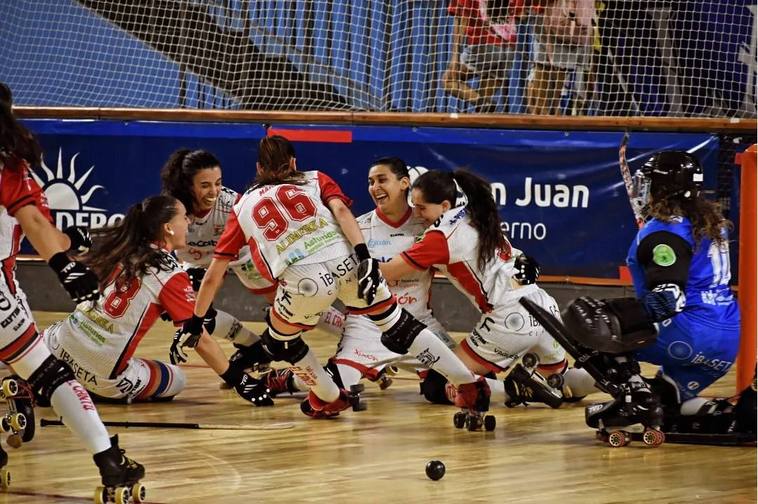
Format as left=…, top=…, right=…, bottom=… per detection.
left=378, top=169, right=597, bottom=410
left=0, top=82, right=144, bottom=498
left=624, top=151, right=751, bottom=436
left=42, top=195, right=273, bottom=406
left=160, top=148, right=345, bottom=378
left=179, top=135, right=490, bottom=420
left=262, top=157, right=456, bottom=396
left=547, top=150, right=754, bottom=445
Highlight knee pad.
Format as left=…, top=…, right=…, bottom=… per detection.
left=260, top=328, right=309, bottom=365
left=377, top=308, right=427, bottom=355
left=27, top=355, right=75, bottom=405
left=419, top=369, right=453, bottom=405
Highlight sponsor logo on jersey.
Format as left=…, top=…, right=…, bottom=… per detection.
left=187, top=239, right=218, bottom=248
left=31, top=149, right=124, bottom=230
left=652, top=244, right=676, bottom=267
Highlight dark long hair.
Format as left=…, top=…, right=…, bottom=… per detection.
left=0, top=82, right=42, bottom=167
left=255, top=135, right=304, bottom=186
left=648, top=196, right=732, bottom=246
left=83, top=195, right=180, bottom=288
left=413, top=169, right=508, bottom=269
left=160, top=148, right=220, bottom=215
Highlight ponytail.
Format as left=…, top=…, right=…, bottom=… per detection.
left=84, top=195, right=179, bottom=287
left=451, top=170, right=508, bottom=268
left=255, top=135, right=304, bottom=186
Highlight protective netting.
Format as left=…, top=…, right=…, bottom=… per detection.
left=0, top=0, right=755, bottom=116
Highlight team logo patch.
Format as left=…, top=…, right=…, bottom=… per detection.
left=297, top=278, right=318, bottom=297
left=687, top=381, right=700, bottom=391
left=504, top=313, right=525, bottom=331
left=667, top=341, right=693, bottom=360
left=652, top=244, right=676, bottom=267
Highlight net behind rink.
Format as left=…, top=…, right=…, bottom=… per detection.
left=0, top=0, right=755, bottom=117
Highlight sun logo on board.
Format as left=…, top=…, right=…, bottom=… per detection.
left=31, top=148, right=105, bottom=211
left=30, top=149, right=123, bottom=229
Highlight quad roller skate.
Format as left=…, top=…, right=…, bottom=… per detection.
left=370, top=365, right=399, bottom=391
left=503, top=354, right=563, bottom=409
left=300, top=384, right=366, bottom=419
left=453, top=378, right=496, bottom=432
left=586, top=379, right=665, bottom=448
left=93, top=435, right=146, bottom=504
left=0, top=376, right=35, bottom=449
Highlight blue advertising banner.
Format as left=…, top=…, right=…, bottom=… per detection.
left=23, top=119, right=720, bottom=279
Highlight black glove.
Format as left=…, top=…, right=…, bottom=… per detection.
left=169, top=314, right=204, bottom=364
left=62, top=225, right=92, bottom=254
left=513, top=254, right=540, bottom=285
left=48, top=252, right=100, bottom=303
left=220, top=366, right=274, bottom=406
left=355, top=244, right=382, bottom=305
left=186, top=267, right=206, bottom=292
left=203, top=305, right=217, bottom=335
left=160, top=311, right=173, bottom=322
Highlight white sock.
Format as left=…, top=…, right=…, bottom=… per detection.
left=316, top=307, right=345, bottom=336
left=215, top=310, right=259, bottom=347
left=291, top=348, right=339, bottom=402
left=562, top=367, right=600, bottom=399
left=336, top=364, right=363, bottom=389
left=407, top=329, right=476, bottom=386
left=50, top=381, right=110, bottom=454
left=680, top=397, right=709, bottom=416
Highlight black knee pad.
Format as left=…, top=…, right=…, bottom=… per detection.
left=260, top=328, right=309, bottom=365
left=419, top=369, right=453, bottom=405
left=27, top=355, right=75, bottom=405
left=378, top=308, right=427, bottom=355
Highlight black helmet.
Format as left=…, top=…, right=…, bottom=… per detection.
left=640, top=151, right=704, bottom=200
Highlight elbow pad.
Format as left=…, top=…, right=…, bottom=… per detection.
left=642, top=283, right=685, bottom=322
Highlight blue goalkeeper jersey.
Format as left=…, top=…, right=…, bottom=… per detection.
left=627, top=216, right=740, bottom=330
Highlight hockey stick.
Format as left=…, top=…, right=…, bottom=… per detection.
left=40, top=418, right=294, bottom=431
left=618, top=130, right=645, bottom=228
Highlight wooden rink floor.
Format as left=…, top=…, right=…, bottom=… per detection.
left=0, top=312, right=754, bottom=504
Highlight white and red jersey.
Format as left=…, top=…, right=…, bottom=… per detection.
left=215, top=171, right=352, bottom=282
left=53, top=252, right=194, bottom=378
left=0, top=157, right=52, bottom=286
left=401, top=207, right=517, bottom=314
left=175, top=186, right=253, bottom=268
left=357, top=207, right=433, bottom=320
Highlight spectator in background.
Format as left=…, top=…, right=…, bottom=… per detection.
left=526, top=0, right=594, bottom=115
left=442, top=0, right=523, bottom=113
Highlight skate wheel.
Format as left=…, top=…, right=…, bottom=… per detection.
left=9, top=413, right=25, bottom=432
left=131, top=482, right=147, bottom=503
left=547, top=373, right=565, bottom=389
left=0, top=417, right=10, bottom=434
left=466, top=415, right=482, bottom=432
left=607, top=430, right=630, bottom=447
left=94, top=486, right=107, bottom=504
left=642, top=429, right=665, bottom=447
left=378, top=376, right=393, bottom=390
left=522, top=352, right=538, bottom=369
left=453, top=412, right=466, bottom=429
left=1, top=379, right=17, bottom=399
left=484, top=415, right=496, bottom=431
left=6, top=434, right=21, bottom=449
left=0, top=467, right=10, bottom=490
left=114, top=486, right=130, bottom=504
